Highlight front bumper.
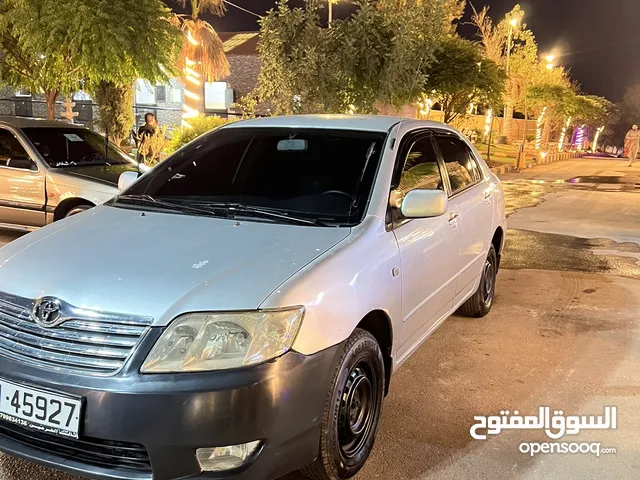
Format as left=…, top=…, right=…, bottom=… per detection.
left=0, top=331, right=341, bottom=480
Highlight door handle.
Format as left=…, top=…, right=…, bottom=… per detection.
left=484, top=191, right=492, bottom=200
left=448, top=212, right=459, bottom=225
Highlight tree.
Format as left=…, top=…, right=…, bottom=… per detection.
left=423, top=37, right=506, bottom=124
left=0, top=0, right=179, bottom=119
left=94, top=81, right=135, bottom=146
left=472, top=4, right=539, bottom=140
left=608, top=84, right=640, bottom=145
left=171, top=0, right=230, bottom=122
left=247, top=0, right=462, bottom=115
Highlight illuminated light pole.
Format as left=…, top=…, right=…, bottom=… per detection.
left=593, top=125, right=605, bottom=153
left=536, top=107, right=547, bottom=150
left=558, top=116, right=572, bottom=152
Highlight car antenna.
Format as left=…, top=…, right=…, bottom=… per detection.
left=348, top=141, right=377, bottom=219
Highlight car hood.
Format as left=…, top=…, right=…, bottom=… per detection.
left=0, top=206, right=350, bottom=326
left=53, top=163, right=140, bottom=188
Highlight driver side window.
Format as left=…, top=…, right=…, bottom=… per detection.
left=397, top=136, right=445, bottom=196
left=0, top=129, right=29, bottom=168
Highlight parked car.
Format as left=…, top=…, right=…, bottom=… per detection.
left=0, top=117, right=144, bottom=232
left=0, top=115, right=505, bottom=480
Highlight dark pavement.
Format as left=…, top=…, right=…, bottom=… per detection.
left=1, top=157, right=640, bottom=480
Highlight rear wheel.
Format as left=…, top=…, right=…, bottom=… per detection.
left=460, top=245, right=498, bottom=318
left=301, top=329, right=385, bottom=480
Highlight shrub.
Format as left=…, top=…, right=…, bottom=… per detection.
left=93, top=81, right=135, bottom=146
left=167, top=115, right=232, bottom=154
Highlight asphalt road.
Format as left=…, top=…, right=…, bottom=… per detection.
left=1, top=157, right=639, bottom=480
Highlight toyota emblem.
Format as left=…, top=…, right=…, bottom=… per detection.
left=33, top=298, right=63, bottom=328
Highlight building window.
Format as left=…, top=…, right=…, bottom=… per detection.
left=135, top=79, right=156, bottom=105
left=155, top=85, right=167, bottom=103
left=205, top=82, right=230, bottom=111
left=14, top=96, right=33, bottom=117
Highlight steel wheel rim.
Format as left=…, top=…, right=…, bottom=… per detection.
left=338, top=362, right=378, bottom=458
left=481, top=259, right=495, bottom=307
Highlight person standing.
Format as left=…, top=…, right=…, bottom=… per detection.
left=625, top=124, right=640, bottom=167
left=136, top=113, right=158, bottom=163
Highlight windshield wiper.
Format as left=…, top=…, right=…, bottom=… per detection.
left=114, top=195, right=224, bottom=217
left=189, top=202, right=330, bottom=226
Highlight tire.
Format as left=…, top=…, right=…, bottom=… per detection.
left=301, top=329, right=385, bottom=480
left=64, top=204, right=92, bottom=218
left=460, top=245, right=498, bottom=318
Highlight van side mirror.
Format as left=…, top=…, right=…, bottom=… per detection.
left=118, top=171, right=140, bottom=191
left=7, top=156, right=36, bottom=171
left=396, top=189, right=448, bottom=218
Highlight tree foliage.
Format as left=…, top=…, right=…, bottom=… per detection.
left=94, top=81, right=135, bottom=146
left=423, top=37, right=506, bottom=124
left=246, top=0, right=462, bottom=115
left=167, top=114, right=231, bottom=153
left=0, top=0, right=180, bottom=118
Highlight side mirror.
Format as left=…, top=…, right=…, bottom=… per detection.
left=7, top=156, right=36, bottom=171
left=118, top=171, right=140, bottom=191
left=398, top=189, right=448, bottom=218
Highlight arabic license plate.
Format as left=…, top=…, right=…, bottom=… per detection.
left=0, top=378, right=82, bottom=438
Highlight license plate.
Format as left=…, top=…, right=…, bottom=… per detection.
left=0, top=378, right=82, bottom=438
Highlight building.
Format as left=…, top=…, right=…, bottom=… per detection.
left=134, top=32, right=260, bottom=128
left=0, top=32, right=261, bottom=131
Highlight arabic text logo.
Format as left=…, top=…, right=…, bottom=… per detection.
left=470, top=406, right=617, bottom=441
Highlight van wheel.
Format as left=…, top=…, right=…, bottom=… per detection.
left=460, top=245, right=498, bottom=318
left=301, top=329, right=385, bottom=480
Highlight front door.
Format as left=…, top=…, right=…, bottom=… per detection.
left=0, top=128, right=46, bottom=228
left=435, top=133, right=494, bottom=305
left=392, top=133, right=462, bottom=361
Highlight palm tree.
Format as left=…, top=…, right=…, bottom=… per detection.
left=171, top=0, right=230, bottom=127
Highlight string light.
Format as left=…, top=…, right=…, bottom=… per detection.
left=558, top=116, right=572, bottom=152
left=575, top=124, right=586, bottom=150
left=592, top=125, right=605, bottom=153
left=535, top=107, right=547, bottom=150
left=185, top=66, right=200, bottom=78
left=186, top=31, right=199, bottom=46
left=484, top=109, right=493, bottom=138
left=417, top=93, right=433, bottom=119
left=184, top=90, right=200, bottom=101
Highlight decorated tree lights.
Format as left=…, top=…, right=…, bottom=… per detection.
left=558, top=116, right=572, bottom=152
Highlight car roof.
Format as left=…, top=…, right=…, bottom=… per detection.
left=223, top=114, right=456, bottom=133
left=0, top=116, right=85, bottom=129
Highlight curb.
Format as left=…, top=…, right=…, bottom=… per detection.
left=490, top=152, right=583, bottom=175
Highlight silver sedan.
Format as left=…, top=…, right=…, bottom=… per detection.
left=0, top=117, right=144, bottom=232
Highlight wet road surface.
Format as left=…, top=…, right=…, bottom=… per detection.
left=1, top=157, right=640, bottom=480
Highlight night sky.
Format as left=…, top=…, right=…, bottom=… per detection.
left=199, top=0, right=640, bottom=102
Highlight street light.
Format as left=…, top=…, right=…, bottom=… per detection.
left=328, top=0, right=339, bottom=28
left=505, top=10, right=524, bottom=75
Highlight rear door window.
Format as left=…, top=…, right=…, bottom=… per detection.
left=435, top=135, right=481, bottom=195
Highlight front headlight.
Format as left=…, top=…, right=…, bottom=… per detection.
left=141, top=308, right=304, bottom=373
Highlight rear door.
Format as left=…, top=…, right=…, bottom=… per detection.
left=0, top=127, right=46, bottom=228
left=392, top=131, right=462, bottom=361
left=434, top=133, right=493, bottom=305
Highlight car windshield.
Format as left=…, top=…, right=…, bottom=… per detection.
left=120, top=127, right=387, bottom=226
left=22, top=127, right=133, bottom=168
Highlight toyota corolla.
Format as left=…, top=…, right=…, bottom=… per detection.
left=0, top=115, right=505, bottom=480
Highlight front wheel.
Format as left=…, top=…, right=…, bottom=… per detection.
left=301, top=329, right=385, bottom=480
left=64, top=204, right=92, bottom=218
left=460, top=245, right=498, bottom=318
